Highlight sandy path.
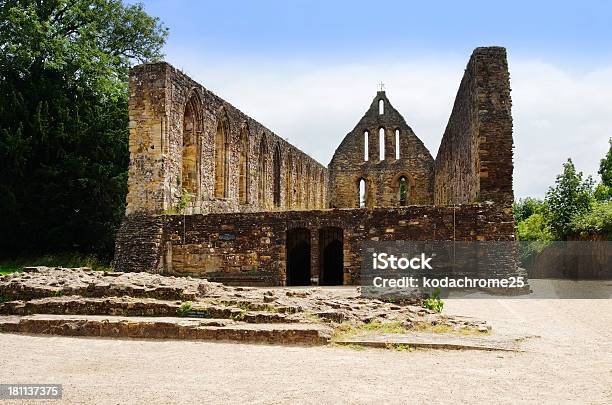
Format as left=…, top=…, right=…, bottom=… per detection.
left=0, top=299, right=610, bottom=404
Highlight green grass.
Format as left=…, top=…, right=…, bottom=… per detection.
left=176, top=301, right=193, bottom=316
left=332, top=321, right=408, bottom=342
left=332, top=321, right=489, bottom=343
left=412, top=322, right=490, bottom=335
left=0, top=253, right=112, bottom=275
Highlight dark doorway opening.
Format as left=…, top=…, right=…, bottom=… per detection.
left=286, top=228, right=311, bottom=286
left=319, top=227, right=344, bottom=285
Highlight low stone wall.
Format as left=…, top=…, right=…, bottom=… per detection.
left=114, top=203, right=515, bottom=285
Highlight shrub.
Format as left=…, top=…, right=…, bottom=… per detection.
left=422, top=289, right=444, bottom=313
left=570, top=201, right=612, bottom=239
left=176, top=301, right=193, bottom=316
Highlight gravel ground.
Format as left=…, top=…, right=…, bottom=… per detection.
left=0, top=298, right=610, bottom=404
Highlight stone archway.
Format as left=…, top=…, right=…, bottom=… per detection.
left=319, top=227, right=344, bottom=285
left=286, top=228, right=311, bottom=286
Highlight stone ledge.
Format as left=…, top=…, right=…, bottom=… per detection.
left=0, top=314, right=332, bottom=346
left=336, top=332, right=527, bottom=352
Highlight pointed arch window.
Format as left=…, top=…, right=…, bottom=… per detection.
left=395, top=129, right=400, bottom=159
left=399, top=176, right=408, bottom=206
left=379, top=128, right=385, bottom=161
left=258, top=135, right=268, bottom=206
left=214, top=116, right=229, bottom=198
left=358, top=178, right=366, bottom=208
left=273, top=144, right=281, bottom=207
left=239, top=126, right=249, bottom=204
left=182, top=93, right=200, bottom=197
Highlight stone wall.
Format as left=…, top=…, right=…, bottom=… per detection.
left=328, top=91, right=434, bottom=208
left=434, top=47, right=514, bottom=206
left=116, top=47, right=518, bottom=286
left=114, top=204, right=515, bottom=286
left=126, top=62, right=327, bottom=215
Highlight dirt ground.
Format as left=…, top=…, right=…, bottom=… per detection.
left=0, top=298, right=611, bottom=404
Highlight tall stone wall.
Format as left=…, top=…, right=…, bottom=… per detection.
left=126, top=62, right=327, bottom=215
left=434, top=47, right=514, bottom=206
left=114, top=205, right=515, bottom=286
left=328, top=91, right=434, bottom=208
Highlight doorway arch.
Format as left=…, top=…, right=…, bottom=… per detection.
left=286, top=228, right=311, bottom=286
left=319, top=227, right=344, bottom=285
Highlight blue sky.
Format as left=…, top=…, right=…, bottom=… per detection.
left=131, top=0, right=612, bottom=198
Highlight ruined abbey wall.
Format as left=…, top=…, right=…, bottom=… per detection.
left=328, top=92, right=434, bottom=208
left=126, top=62, right=327, bottom=215
left=115, top=46, right=517, bottom=286
left=114, top=204, right=515, bottom=286
left=434, top=47, right=514, bottom=205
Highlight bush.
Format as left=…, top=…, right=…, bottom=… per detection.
left=516, top=213, right=553, bottom=242
left=570, top=201, right=612, bottom=239
left=513, top=198, right=546, bottom=223
left=176, top=301, right=193, bottom=316
left=422, top=289, right=444, bottom=313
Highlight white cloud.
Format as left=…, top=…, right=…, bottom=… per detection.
left=168, top=50, right=612, bottom=199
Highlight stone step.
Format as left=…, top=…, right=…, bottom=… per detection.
left=335, top=332, right=524, bottom=352
left=0, top=314, right=332, bottom=346
left=0, top=296, right=300, bottom=324
left=0, top=267, right=222, bottom=301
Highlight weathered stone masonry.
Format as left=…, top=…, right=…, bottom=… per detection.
left=434, top=47, right=514, bottom=206
left=115, top=204, right=515, bottom=285
left=115, top=46, right=516, bottom=286
left=126, top=62, right=327, bottom=215
left=328, top=91, right=434, bottom=208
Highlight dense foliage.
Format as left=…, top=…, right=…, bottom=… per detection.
left=514, top=139, right=612, bottom=242
left=570, top=201, right=612, bottom=239
left=0, top=0, right=167, bottom=260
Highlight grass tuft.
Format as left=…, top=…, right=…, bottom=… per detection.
left=332, top=321, right=407, bottom=342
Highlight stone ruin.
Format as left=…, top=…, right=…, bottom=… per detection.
left=114, top=46, right=516, bottom=286
left=0, top=267, right=496, bottom=346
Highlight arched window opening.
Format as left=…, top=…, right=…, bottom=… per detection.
left=182, top=94, right=199, bottom=197
left=319, top=171, right=325, bottom=208
left=273, top=144, right=281, bottom=207
left=285, top=153, right=293, bottom=209
left=258, top=136, right=268, bottom=207
left=399, top=176, right=408, bottom=206
left=364, top=131, right=369, bottom=161
left=305, top=165, right=311, bottom=209
left=395, top=129, right=400, bottom=159
left=214, top=118, right=228, bottom=198
left=239, top=127, right=249, bottom=204
left=379, top=99, right=384, bottom=115
left=358, top=178, right=366, bottom=208
left=296, top=163, right=303, bottom=208
left=379, top=128, right=385, bottom=161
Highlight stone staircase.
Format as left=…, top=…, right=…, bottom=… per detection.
left=0, top=267, right=498, bottom=348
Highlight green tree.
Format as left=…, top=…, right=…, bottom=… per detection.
left=0, top=0, right=167, bottom=260
left=599, top=138, right=612, bottom=187
left=594, top=138, right=612, bottom=201
left=570, top=201, right=612, bottom=239
left=513, top=197, right=546, bottom=223
left=545, top=159, right=594, bottom=240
